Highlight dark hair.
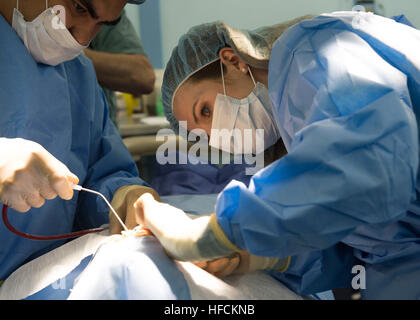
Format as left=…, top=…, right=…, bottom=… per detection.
left=188, top=58, right=225, bottom=83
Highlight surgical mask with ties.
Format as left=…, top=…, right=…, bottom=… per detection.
left=12, top=0, right=88, bottom=66
left=209, top=60, right=281, bottom=155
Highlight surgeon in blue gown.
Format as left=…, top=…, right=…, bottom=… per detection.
left=133, top=12, right=420, bottom=299
left=0, top=0, right=170, bottom=287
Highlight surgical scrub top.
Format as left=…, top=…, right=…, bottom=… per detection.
left=0, top=14, right=146, bottom=281
left=215, top=12, right=420, bottom=299
left=89, top=10, right=147, bottom=127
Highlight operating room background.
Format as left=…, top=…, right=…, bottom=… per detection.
left=125, top=0, right=420, bottom=69
left=121, top=0, right=420, bottom=205
left=121, top=0, right=418, bottom=300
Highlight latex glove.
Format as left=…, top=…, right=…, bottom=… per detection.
left=0, top=138, right=79, bottom=212
left=134, top=193, right=241, bottom=262
left=194, top=251, right=291, bottom=278
left=193, top=253, right=242, bottom=278
left=135, top=193, right=291, bottom=272
left=109, top=185, right=160, bottom=235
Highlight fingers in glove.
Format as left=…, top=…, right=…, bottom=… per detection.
left=214, top=254, right=241, bottom=278
left=193, top=261, right=208, bottom=269
left=0, top=175, right=31, bottom=212
left=33, top=149, right=79, bottom=201
left=7, top=193, right=31, bottom=213
left=38, top=180, right=58, bottom=200
left=134, top=193, right=168, bottom=225
left=133, top=192, right=157, bottom=225
left=49, top=171, right=78, bottom=201
left=132, top=226, right=154, bottom=238
left=23, top=191, right=45, bottom=209
left=199, top=254, right=241, bottom=279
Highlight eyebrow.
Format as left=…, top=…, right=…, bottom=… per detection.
left=192, top=99, right=199, bottom=124
left=78, top=0, right=121, bottom=25
left=79, top=0, right=98, bottom=19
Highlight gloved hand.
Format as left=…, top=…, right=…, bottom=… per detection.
left=134, top=193, right=291, bottom=273
left=134, top=193, right=237, bottom=262
left=109, top=185, right=160, bottom=235
left=193, top=253, right=242, bottom=278
left=194, top=251, right=291, bottom=278
left=0, top=138, right=79, bottom=212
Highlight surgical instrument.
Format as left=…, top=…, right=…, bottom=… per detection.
left=1, top=184, right=128, bottom=240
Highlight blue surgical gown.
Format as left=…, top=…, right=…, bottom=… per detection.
left=0, top=15, right=146, bottom=281
left=215, top=12, right=420, bottom=299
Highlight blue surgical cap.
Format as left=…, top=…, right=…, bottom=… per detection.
left=162, top=17, right=314, bottom=133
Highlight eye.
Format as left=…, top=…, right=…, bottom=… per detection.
left=201, top=105, right=211, bottom=117
left=73, top=1, right=87, bottom=14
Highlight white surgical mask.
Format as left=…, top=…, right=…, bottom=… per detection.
left=12, top=0, right=88, bottom=66
left=209, top=60, right=281, bottom=154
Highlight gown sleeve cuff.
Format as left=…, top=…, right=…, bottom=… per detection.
left=208, top=212, right=291, bottom=272
left=192, top=214, right=241, bottom=261
left=247, top=254, right=291, bottom=273
left=209, top=213, right=242, bottom=253
left=273, top=256, right=291, bottom=273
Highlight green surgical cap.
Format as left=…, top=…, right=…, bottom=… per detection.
left=162, top=17, right=314, bottom=133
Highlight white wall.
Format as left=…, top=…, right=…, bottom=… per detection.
left=125, top=0, right=420, bottom=68
left=124, top=3, right=141, bottom=38
left=376, top=0, right=420, bottom=28
left=159, top=0, right=352, bottom=67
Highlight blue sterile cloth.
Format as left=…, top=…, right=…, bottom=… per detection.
left=25, top=256, right=93, bottom=300
left=67, top=236, right=190, bottom=300
left=25, top=237, right=190, bottom=300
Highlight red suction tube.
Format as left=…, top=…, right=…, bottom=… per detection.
left=2, top=204, right=105, bottom=241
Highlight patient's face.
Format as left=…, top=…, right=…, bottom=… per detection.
left=173, top=74, right=255, bottom=136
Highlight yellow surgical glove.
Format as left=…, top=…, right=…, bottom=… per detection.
left=193, top=253, right=242, bottom=278
left=194, top=251, right=291, bottom=278
left=109, top=185, right=160, bottom=235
